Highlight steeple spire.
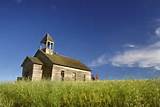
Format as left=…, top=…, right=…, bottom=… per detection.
left=40, top=33, right=54, bottom=44
left=40, top=33, right=54, bottom=55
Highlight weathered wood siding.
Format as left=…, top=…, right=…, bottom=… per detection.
left=22, top=60, right=33, bottom=80
left=51, top=64, right=91, bottom=81
left=32, top=64, right=43, bottom=81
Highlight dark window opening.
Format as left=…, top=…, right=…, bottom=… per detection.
left=61, top=71, right=65, bottom=81
left=83, top=74, right=86, bottom=81
left=47, top=42, right=50, bottom=49
left=51, top=43, right=53, bottom=49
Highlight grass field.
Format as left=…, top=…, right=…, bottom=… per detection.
left=0, top=80, right=160, bottom=107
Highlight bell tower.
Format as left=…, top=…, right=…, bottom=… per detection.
left=40, top=33, right=54, bottom=55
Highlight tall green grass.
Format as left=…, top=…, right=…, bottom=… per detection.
left=0, top=80, right=160, bottom=107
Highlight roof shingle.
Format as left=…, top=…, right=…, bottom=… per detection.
left=21, top=56, right=43, bottom=66
left=35, top=50, right=91, bottom=71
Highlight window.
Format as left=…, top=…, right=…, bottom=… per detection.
left=51, top=43, right=53, bottom=49
left=83, top=74, right=86, bottom=81
left=61, top=71, right=65, bottom=81
left=72, top=73, right=76, bottom=81
left=47, top=42, right=50, bottom=48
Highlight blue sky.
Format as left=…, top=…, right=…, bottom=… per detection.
left=1, top=0, right=160, bottom=81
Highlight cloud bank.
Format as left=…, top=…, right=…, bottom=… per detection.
left=110, top=27, right=160, bottom=70
left=90, top=42, right=160, bottom=70
left=111, top=41, right=160, bottom=70
left=89, top=27, right=160, bottom=71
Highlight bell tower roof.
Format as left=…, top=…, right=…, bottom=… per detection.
left=40, top=33, right=54, bottom=44
left=40, top=33, right=54, bottom=55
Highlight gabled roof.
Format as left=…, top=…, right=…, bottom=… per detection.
left=21, top=56, right=43, bottom=66
left=40, top=33, right=54, bottom=43
left=35, top=50, right=91, bottom=71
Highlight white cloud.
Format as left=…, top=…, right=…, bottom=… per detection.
left=123, top=44, right=136, bottom=48
left=111, top=41, right=160, bottom=70
left=89, top=41, right=160, bottom=70
left=89, top=26, right=160, bottom=70
left=89, top=54, right=108, bottom=67
left=155, top=27, right=160, bottom=37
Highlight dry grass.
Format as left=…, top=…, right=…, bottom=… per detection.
left=0, top=80, right=160, bottom=107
